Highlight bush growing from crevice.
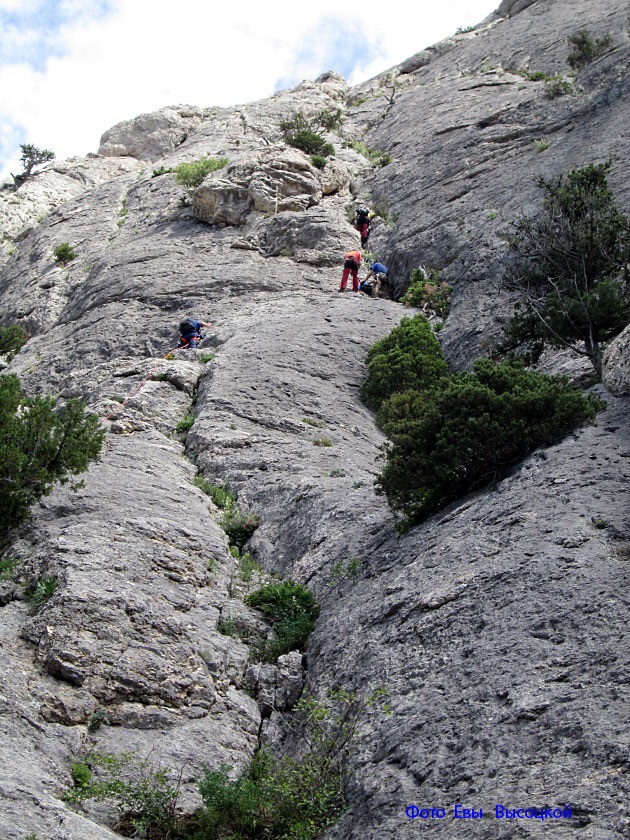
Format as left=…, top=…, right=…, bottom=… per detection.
left=375, top=359, right=606, bottom=529
left=280, top=110, right=337, bottom=158
left=567, top=30, right=614, bottom=70
left=195, top=688, right=382, bottom=839
left=401, top=268, right=452, bottom=318
left=359, top=315, right=449, bottom=412
left=221, top=500, right=260, bottom=552
left=0, top=374, right=105, bottom=546
left=246, top=579, right=319, bottom=662
left=65, top=751, right=181, bottom=838
left=53, top=242, right=77, bottom=265
left=174, top=156, right=228, bottom=191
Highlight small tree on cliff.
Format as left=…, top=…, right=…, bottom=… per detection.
left=0, top=374, right=105, bottom=546
left=11, top=143, right=55, bottom=188
left=500, top=162, right=630, bottom=377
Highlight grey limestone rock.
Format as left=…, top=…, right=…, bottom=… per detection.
left=602, top=325, right=630, bottom=395
left=98, top=104, right=214, bottom=160
left=0, top=1, right=628, bottom=836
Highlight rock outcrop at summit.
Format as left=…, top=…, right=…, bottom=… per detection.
left=0, top=1, right=628, bottom=838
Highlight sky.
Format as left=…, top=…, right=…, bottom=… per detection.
left=0, top=0, right=499, bottom=180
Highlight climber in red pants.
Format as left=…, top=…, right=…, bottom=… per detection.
left=339, top=250, right=362, bottom=292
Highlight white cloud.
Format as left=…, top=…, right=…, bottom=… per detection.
left=0, top=0, right=498, bottom=178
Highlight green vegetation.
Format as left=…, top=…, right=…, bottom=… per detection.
left=246, top=579, right=319, bottom=662
left=359, top=315, right=449, bottom=412
left=375, top=358, right=605, bottom=529
left=234, top=549, right=261, bottom=582
left=313, top=436, right=333, bottom=447
left=534, top=137, right=550, bottom=152
left=25, top=574, right=58, bottom=606
left=0, top=554, right=19, bottom=580
left=280, top=110, right=339, bottom=158
left=194, top=474, right=260, bottom=551
left=221, top=502, right=260, bottom=551
left=53, top=242, right=77, bottom=265
left=67, top=688, right=384, bottom=839
left=71, top=762, right=92, bottom=788
left=0, top=374, right=105, bottom=546
left=196, top=690, right=369, bottom=839
left=350, top=141, right=391, bottom=167
left=88, top=708, right=110, bottom=732
left=0, top=324, right=29, bottom=361
left=310, top=154, right=327, bottom=169
left=174, top=156, right=228, bottom=191
left=401, top=268, right=453, bottom=317
left=65, top=751, right=181, bottom=838
left=175, top=413, right=195, bottom=433
left=371, top=200, right=397, bottom=225
left=301, top=416, right=325, bottom=427
left=567, top=30, right=614, bottom=70
left=194, top=476, right=235, bottom=509
left=11, top=143, right=54, bottom=189
left=544, top=73, right=576, bottom=98
left=501, top=162, right=630, bottom=376
left=199, top=352, right=215, bottom=364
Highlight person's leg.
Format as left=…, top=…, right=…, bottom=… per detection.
left=340, top=267, right=350, bottom=290
left=352, top=269, right=359, bottom=292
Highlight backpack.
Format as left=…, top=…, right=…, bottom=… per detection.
left=179, top=318, right=196, bottom=335
left=356, top=207, right=370, bottom=223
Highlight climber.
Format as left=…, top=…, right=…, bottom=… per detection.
left=178, top=318, right=211, bottom=349
left=355, top=206, right=371, bottom=247
left=339, top=250, right=362, bottom=293
left=359, top=261, right=389, bottom=298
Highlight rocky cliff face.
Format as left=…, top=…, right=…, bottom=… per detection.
left=0, top=0, right=628, bottom=837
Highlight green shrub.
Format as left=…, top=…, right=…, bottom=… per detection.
left=221, top=501, right=260, bottom=551
left=53, top=242, right=77, bottom=265
left=174, top=156, right=228, bottom=191
left=0, top=325, right=29, bottom=360
left=246, top=580, right=319, bottom=661
left=375, top=359, right=606, bottom=529
left=65, top=751, right=180, bottom=837
left=71, top=762, right=92, bottom=788
left=501, top=162, right=630, bottom=376
left=310, top=154, right=327, bottom=169
left=281, top=111, right=335, bottom=158
left=360, top=315, right=449, bottom=412
left=194, top=475, right=236, bottom=509
left=0, top=374, right=105, bottom=546
left=195, top=689, right=377, bottom=839
left=175, top=413, right=195, bottom=433
left=25, top=575, right=58, bottom=606
left=351, top=141, right=391, bottom=167
left=567, top=30, right=614, bottom=70
left=544, top=73, right=575, bottom=97
left=401, top=268, right=453, bottom=317
left=313, top=436, right=333, bottom=447
left=302, top=416, right=325, bottom=427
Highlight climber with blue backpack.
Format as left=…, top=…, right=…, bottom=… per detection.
left=359, top=261, right=389, bottom=297
left=178, top=318, right=211, bottom=349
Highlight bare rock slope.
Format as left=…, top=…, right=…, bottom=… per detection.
left=0, top=0, right=628, bottom=837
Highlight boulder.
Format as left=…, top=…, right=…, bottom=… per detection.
left=602, top=325, right=630, bottom=395
left=192, top=148, right=323, bottom=225
left=98, top=105, right=213, bottom=160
